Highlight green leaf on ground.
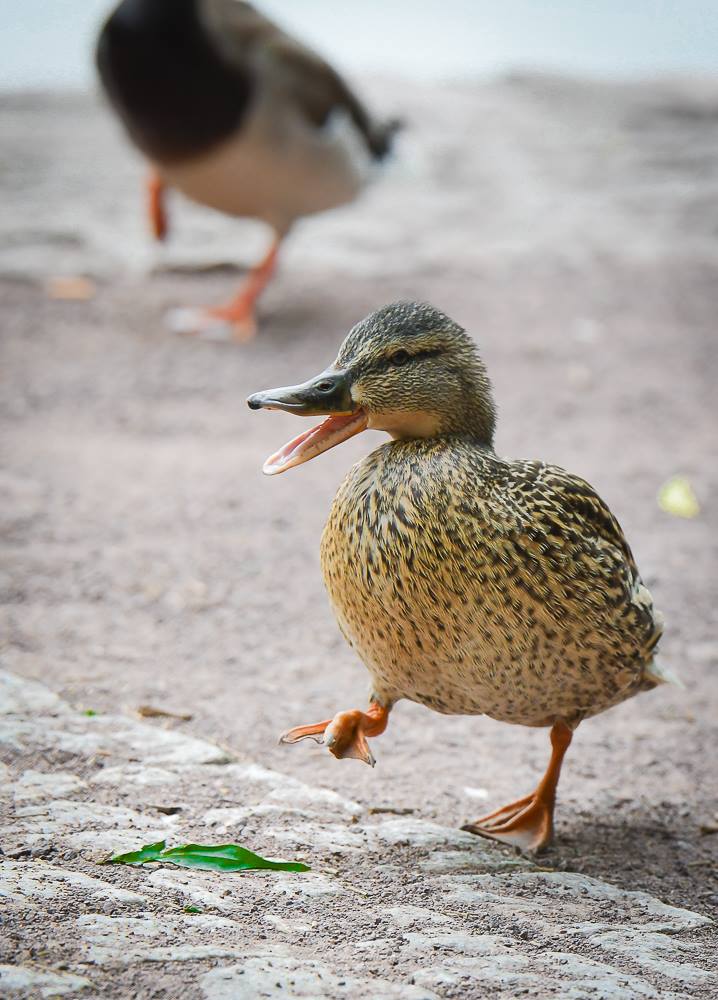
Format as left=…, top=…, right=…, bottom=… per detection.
left=105, top=839, right=310, bottom=873
left=105, top=840, right=168, bottom=865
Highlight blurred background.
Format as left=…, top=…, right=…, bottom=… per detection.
left=3, top=0, right=718, bottom=89
left=1, top=0, right=717, bottom=916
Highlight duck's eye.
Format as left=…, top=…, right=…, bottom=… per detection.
left=315, top=379, right=335, bottom=393
left=389, top=350, right=410, bottom=367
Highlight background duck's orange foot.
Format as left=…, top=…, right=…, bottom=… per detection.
left=166, top=303, right=257, bottom=342
left=147, top=171, right=168, bottom=242
left=165, top=239, right=279, bottom=343
left=462, top=792, right=555, bottom=852
left=279, top=702, right=390, bottom=768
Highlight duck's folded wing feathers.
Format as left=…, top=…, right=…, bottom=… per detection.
left=202, top=0, right=400, bottom=158
left=531, top=463, right=639, bottom=574
left=515, top=461, right=663, bottom=653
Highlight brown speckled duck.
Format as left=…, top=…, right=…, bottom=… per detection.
left=96, top=0, right=398, bottom=339
left=248, top=302, right=674, bottom=851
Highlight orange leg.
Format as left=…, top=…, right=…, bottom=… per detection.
left=147, top=170, right=168, bottom=242
left=279, top=701, right=390, bottom=768
left=203, top=237, right=279, bottom=341
left=462, top=721, right=573, bottom=852
left=167, top=237, right=280, bottom=343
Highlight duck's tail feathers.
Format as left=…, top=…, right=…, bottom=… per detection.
left=368, top=117, right=405, bottom=161
left=645, top=657, right=684, bottom=689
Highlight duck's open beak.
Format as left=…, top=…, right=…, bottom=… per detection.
left=247, top=369, right=367, bottom=475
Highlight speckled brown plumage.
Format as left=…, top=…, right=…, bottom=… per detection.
left=249, top=300, right=670, bottom=850
left=322, top=439, right=662, bottom=728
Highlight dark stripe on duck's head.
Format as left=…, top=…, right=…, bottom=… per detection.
left=97, top=0, right=255, bottom=163
left=337, top=302, right=465, bottom=363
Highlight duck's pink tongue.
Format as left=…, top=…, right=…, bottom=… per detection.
left=263, top=410, right=368, bottom=475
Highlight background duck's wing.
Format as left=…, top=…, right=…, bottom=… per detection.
left=96, top=0, right=256, bottom=163
left=202, top=0, right=400, bottom=159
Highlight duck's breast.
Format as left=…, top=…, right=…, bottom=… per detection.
left=320, top=441, right=510, bottom=716
left=320, top=440, right=661, bottom=726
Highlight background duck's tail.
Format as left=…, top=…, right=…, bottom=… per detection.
left=368, top=117, right=405, bottom=160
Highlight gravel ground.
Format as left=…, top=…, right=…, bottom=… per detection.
left=1, top=76, right=717, bottom=996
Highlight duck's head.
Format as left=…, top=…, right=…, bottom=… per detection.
left=247, top=301, right=496, bottom=475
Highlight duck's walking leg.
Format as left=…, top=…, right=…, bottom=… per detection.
left=462, top=720, right=573, bottom=852
left=168, top=236, right=281, bottom=343
left=147, top=170, right=168, bottom=241
left=279, top=701, right=390, bottom=768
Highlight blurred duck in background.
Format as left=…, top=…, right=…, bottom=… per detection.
left=96, top=0, right=399, bottom=339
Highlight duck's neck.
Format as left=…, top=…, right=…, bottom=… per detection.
left=454, top=360, right=497, bottom=446
left=398, top=353, right=497, bottom=447
left=372, top=406, right=495, bottom=448
left=386, top=382, right=496, bottom=447
left=453, top=394, right=496, bottom=448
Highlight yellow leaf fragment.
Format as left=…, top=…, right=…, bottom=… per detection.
left=658, top=476, right=699, bottom=519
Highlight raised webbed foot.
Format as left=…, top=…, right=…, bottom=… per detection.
left=279, top=702, right=390, bottom=767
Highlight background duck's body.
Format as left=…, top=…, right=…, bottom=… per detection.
left=159, top=82, right=368, bottom=231
left=322, top=439, right=664, bottom=729
left=96, top=0, right=396, bottom=336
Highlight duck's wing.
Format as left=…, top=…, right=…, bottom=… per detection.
left=201, top=0, right=400, bottom=159
left=508, top=460, right=663, bottom=655
left=528, top=462, right=639, bottom=574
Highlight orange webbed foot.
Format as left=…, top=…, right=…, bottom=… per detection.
left=462, top=793, right=554, bottom=852
left=279, top=702, right=390, bottom=768
left=462, top=721, right=574, bottom=853
left=167, top=303, right=257, bottom=343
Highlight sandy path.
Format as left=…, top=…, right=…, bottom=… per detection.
left=1, top=75, right=717, bottom=956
